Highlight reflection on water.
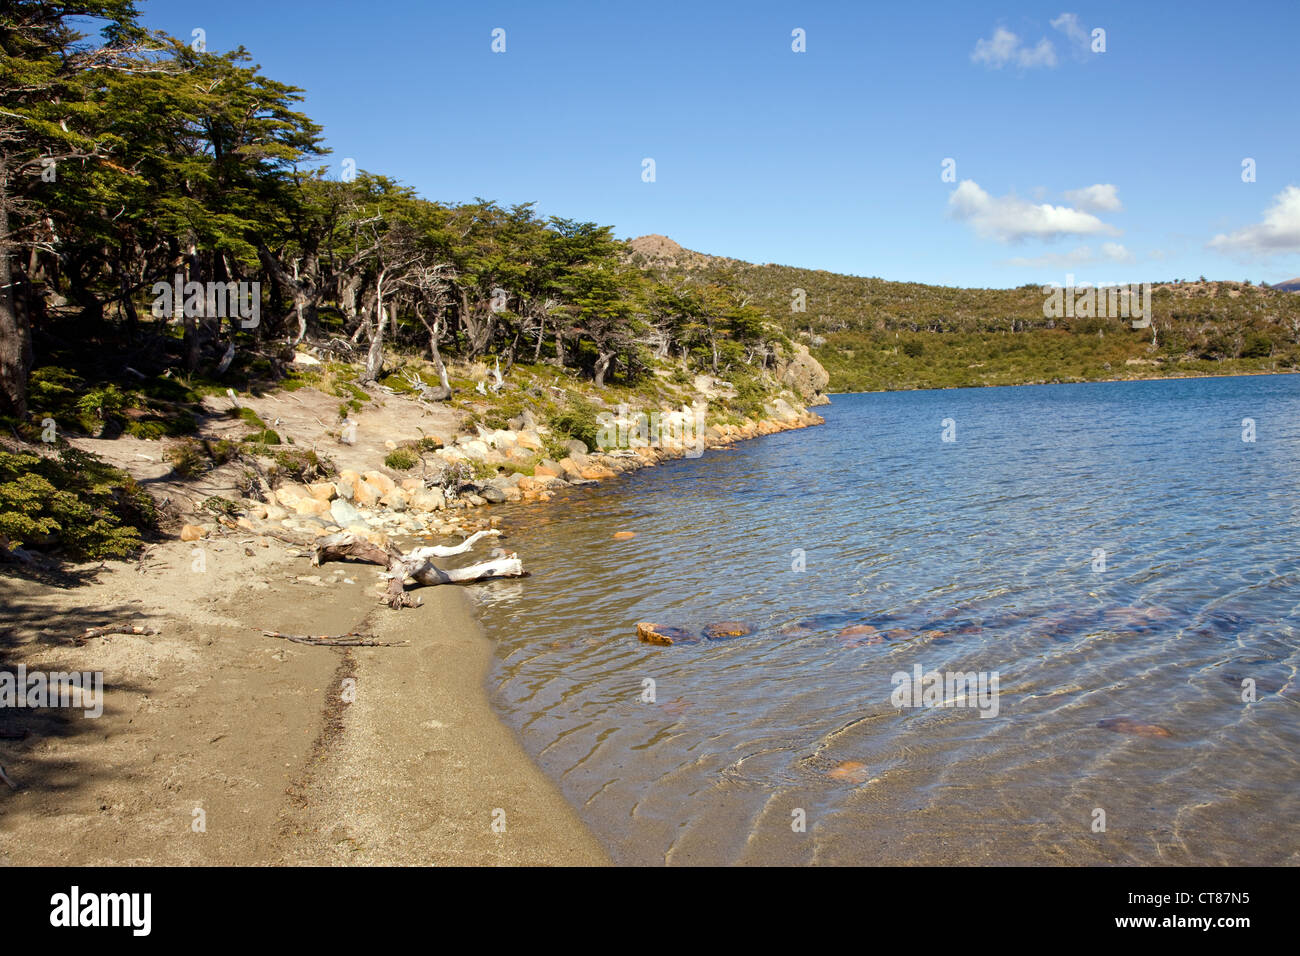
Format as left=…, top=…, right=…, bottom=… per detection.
left=471, top=376, right=1300, bottom=865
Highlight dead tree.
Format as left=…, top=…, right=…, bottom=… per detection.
left=311, top=529, right=524, bottom=608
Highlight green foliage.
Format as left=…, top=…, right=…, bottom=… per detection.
left=167, top=440, right=208, bottom=478
left=548, top=393, right=601, bottom=450
left=0, top=447, right=155, bottom=558
left=384, top=448, right=418, bottom=470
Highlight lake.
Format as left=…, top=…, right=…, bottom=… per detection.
left=472, top=375, right=1300, bottom=865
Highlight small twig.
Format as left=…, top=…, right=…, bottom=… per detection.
left=76, top=622, right=162, bottom=645
left=261, top=630, right=407, bottom=647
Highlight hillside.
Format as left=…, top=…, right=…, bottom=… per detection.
left=628, top=237, right=1300, bottom=392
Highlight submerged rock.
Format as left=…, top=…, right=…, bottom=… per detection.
left=836, top=624, right=883, bottom=646
left=827, top=761, right=872, bottom=784
left=1097, top=717, right=1173, bottom=738
left=636, top=622, right=694, bottom=646
left=703, top=621, right=751, bottom=640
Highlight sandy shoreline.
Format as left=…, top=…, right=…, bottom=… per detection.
left=0, top=533, right=607, bottom=866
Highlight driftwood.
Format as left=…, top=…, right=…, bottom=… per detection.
left=312, top=529, right=524, bottom=609
left=76, top=622, right=162, bottom=645
left=262, top=630, right=407, bottom=647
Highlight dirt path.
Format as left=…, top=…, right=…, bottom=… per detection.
left=0, top=535, right=607, bottom=866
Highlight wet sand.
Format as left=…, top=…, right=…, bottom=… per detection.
left=0, top=535, right=607, bottom=866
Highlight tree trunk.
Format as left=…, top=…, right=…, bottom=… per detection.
left=593, top=349, right=615, bottom=387
left=362, top=271, right=388, bottom=383
left=0, top=156, right=33, bottom=418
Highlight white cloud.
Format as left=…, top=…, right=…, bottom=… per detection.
left=1062, top=184, right=1123, bottom=213
left=949, top=180, right=1120, bottom=242
left=1051, top=12, right=1089, bottom=54
left=1004, top=242, right=1132, bottom=268
left=1208, top=186, right=1300, bottom=256
left=1100, top=242, right=1134, bottom=262
left=971, top=28, right=1057, bottom=69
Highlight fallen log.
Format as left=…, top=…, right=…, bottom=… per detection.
left=76, top=623, right=162, bottom=645
left=262, top=630, right=407, bottom=647
left=311, top=529, right=525, bottom=609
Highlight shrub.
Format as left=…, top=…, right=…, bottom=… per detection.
left=384, top=448, right=418, bottom=470
left=167, top=440, right=207, bottom=478
left=0, top=447, right=155, bottom=558
left=549, top=394, right=600, bottom=450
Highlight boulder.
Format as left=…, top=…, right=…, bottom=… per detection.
left=515, top=430, right=544, bottom=451
left=294, top=497, right=332, bottom=517
left=362, top=471, right=396, bottom=495
left=180, top=524, right=207, bottom=542
left=409, top=488, right=446, bottom=512
left=330, top=498, right=362, bottom=527
left=773, top=342, right=830, bottom=405
left=565, top=439, right=588, bottom=457
left=380, top=488, right=410, bottom=511
left=534, top=460, right=563, bottom=479
left=353, top=480, right=381, bottom=508
left=480, top=486, right=507, bottom=504
left=307, top=481, right=336, bottom=502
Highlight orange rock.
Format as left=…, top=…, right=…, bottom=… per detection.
left=534, top=462, right=561, bottom=479
left=294, top=497, right=331, bottom=517
left=580, top=464, right=617, bottom=480
left=836, top=624, right=882, bottom=646
left=353, top=481, right=380, bottom=508
left=517, top=476, right=540, bottom=493
left=828, top=761, right=871, bottom=783
left=180, top=524, right=207, bottom=542
left=637, top=622, right=674, bottom=645
left=307, top=481, right=336, bottom=501
left=612, top=531, right=636, bottom=540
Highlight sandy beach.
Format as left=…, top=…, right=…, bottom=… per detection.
left=0, top=535, right=608, bottom=866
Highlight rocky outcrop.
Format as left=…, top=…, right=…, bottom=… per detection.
left=773, top=343, right=830, bottom=405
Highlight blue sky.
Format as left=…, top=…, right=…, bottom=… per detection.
left=140, top=0, right=1300, bottom=288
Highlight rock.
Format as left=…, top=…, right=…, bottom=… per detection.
left=294, top=497, right=331, bottom=517
left=364, top=530, right=389, bottom=549
left=558, top=457, right=585, bottom=482
left=827, top=761, right=871, bottom=784
left=580, top=462, right=617, bottom=481
left=837, top=624, right=883, bottom=646
left=1096, top=717, right=1173, bottom=738
left=565, top=439, right=588, bottom=457
left=180, top=524, right=207, bottom=542
left=534, top=460, right=563, bottom=479
left=330, top=498, right=362, bottom=527
left=363, top=471, right=396, bottom=495
left=773, top=342, right=830, bottom=404
left=264, top=504, right=288, bottom=521
left=380, top=488, right=410, bottom=511
left=704, top=621, right=751, bottom=640
left=410, top=487, right=446, bottom=512
left=459, top=439, right=490, bottom=459
left=480, top=486, right=507, bottom=504
left=307, top=481, right=336, bottom=502
left=353, top=480, right=381, bottom=508
left=517, top=476, right=541, bottom=493
left=515, top=430, right=544, bottom=451
left=612, top=531, right=636, bottom=540
left=466, top=494, right=486, bottom=507
left=637, top=622, right=675, bottom=646
left=275, top=483, right=309, bottom=507
left=400, top=477, right=423, bottom=493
